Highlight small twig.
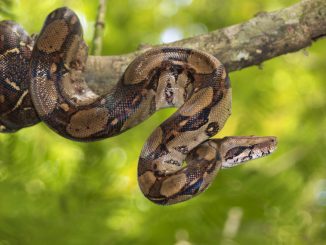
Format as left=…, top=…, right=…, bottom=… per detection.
left=91, top=0, right=107, bottom=55
left=0, top=0, right=14, bottom=19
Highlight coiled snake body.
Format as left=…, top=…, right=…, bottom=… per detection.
left=0, top=7, right=277, bottom=205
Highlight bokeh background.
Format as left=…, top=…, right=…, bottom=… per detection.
left=0, top=0, right=326, bottom=244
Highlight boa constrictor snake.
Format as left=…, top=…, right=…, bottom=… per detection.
left=0, top=7, right=277, bottom=205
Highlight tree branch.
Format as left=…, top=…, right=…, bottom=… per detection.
left=85, top=0, right=326, bottom=94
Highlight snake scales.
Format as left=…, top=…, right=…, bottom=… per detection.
left=0, top=7, right=277, bottom=205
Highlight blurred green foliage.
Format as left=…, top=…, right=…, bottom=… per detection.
left=1, top=0, right=326, bottom=244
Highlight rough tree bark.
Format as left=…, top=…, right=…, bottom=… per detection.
left=85, top=0, right=326, bottom=94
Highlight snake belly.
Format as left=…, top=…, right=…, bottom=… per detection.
left=0, top=7, right=277, bottom=205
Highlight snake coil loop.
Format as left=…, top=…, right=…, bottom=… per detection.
left=0, top=7, right=277, bottom=205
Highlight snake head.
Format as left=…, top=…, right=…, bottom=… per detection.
left=214, top=136, right=277, bottom=168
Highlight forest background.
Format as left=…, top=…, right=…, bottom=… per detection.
left=0, top=0, right=325, bottom=244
